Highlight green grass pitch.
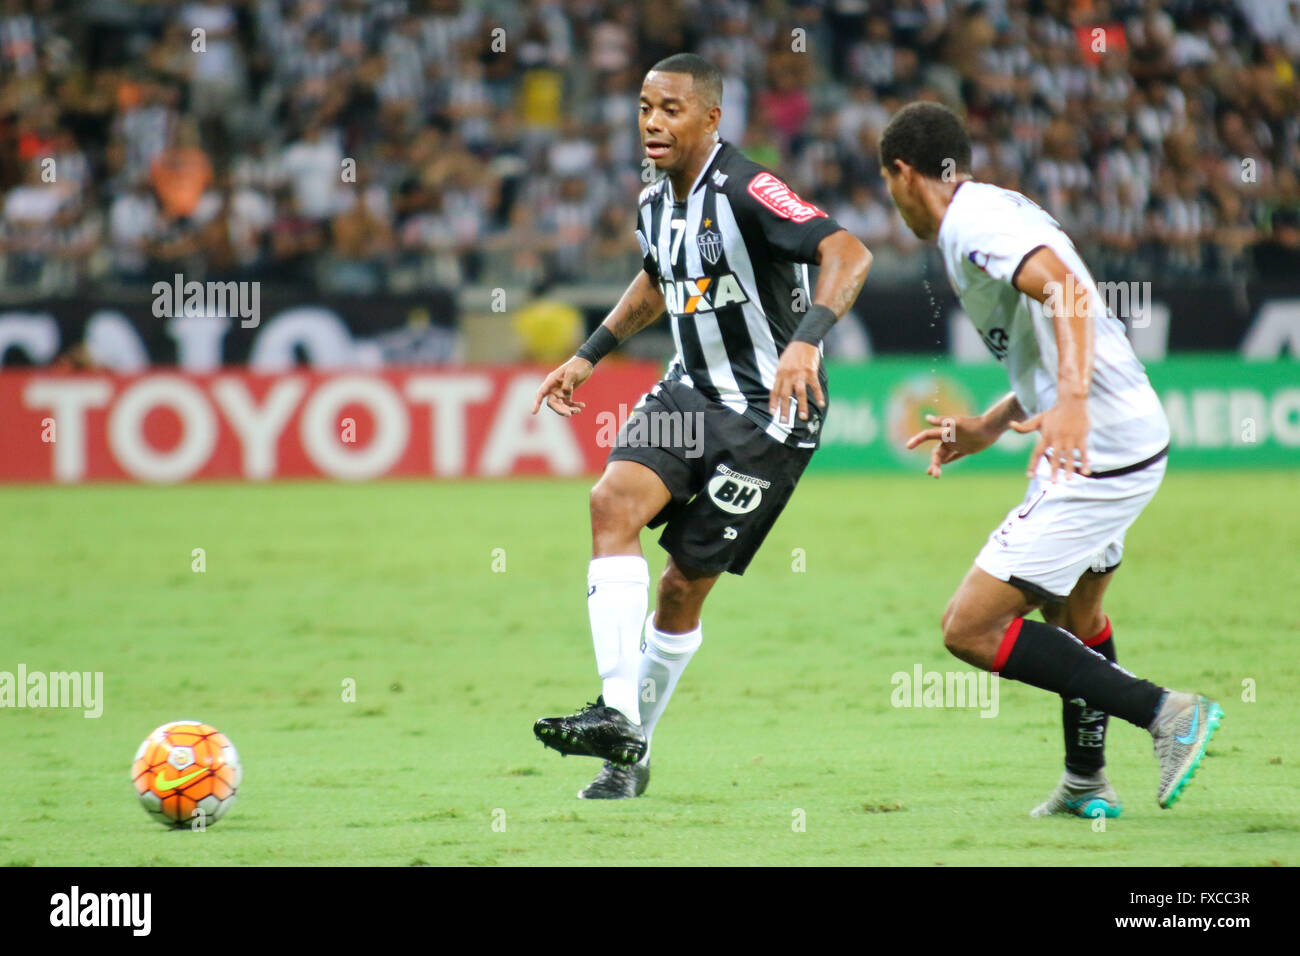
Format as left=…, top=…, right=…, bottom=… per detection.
left=1, top=469, right=1296, bottom=866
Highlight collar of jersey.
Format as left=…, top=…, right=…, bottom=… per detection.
left=671, top=141, right=724, bottom=202
left=936, top=177, right=975, bottom=246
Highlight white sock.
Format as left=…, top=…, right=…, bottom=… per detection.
left=587, top=555, right=649, bottom=722
left=636, top=613, right=703, bottom=762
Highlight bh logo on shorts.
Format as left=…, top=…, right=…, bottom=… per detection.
left=707, top=464, right=770, bottom=515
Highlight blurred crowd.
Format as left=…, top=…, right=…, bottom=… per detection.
left=1, top=0, right=1298, bottom=302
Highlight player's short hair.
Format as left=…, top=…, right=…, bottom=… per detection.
left=879, top=102, right=972, bottom=180
left=648, top=53, right=723, bottom=110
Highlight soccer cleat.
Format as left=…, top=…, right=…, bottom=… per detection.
left=1150, top=692, right=1224, bottom=809
left=578, top=760, right=650, bottom=799
left=533, top=696, right=647, bottom=765
left=1030, top=773, right=1122, bottom=819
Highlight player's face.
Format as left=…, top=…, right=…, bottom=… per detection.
left=881, top=161, right=936, bottom=240
left=639, top=71, right=717, bottom=174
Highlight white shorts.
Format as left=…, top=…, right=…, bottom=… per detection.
left=975, top=449, right=1167, bottom=603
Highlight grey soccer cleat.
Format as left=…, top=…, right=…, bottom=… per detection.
left=1030, top=773, right=1122, bottom=819
left=1150, top=692, right=1224, bottom=809
left=578, top=760, right=650, bottom=799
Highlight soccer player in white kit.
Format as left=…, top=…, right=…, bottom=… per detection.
left=880, top=102, right=1222, bottom=815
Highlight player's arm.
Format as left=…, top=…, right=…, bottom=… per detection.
left=905, top=391, right=1025, bottom=478
left=531, top=270, right=666, bottom=417
left=1006, top=245, right=1094, bottom=479
left=769, top=229, right=873, bottom=424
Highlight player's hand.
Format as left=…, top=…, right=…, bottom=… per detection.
left=905, top=413, right=1003, bottom=479
left=531, top=356, right=594, bottom=417
left=1009, top=398, right=1091, bottom=481
left=769, top=341, right=824, bottom=426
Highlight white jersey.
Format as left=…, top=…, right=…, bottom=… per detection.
left=937, top=181, right=1169, bottom=473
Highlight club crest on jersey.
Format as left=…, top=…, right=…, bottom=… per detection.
left=747, top=172, right=826, bottom=223
left=707, top=464, right=770, bottom=515
left=661, top=273, right=749, bottom=314
left=696, top=228, right=723, bottom=265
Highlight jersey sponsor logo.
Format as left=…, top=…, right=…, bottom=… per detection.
left=746, top=172, right=826, bottom=223
left=711, top=169, right=729, bottom=188
left=708, top=474, right=763, bottom=514
left=639, top=178, right=666, bottom=204
left=660, top=274, right=750, bottom=314
left=696, top=228, right=723, bottom=265
left=707, top=464, right=770, bottom=515
left=715, top=463, right=770, bottom=488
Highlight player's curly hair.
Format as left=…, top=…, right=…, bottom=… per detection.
left=880, top=102, right=972, bottom=180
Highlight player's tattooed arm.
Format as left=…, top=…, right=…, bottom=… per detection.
left=770, top=230, right=873, bottom=425
left=1008, top=246, right=1095, bottom=479
left=532, top=271, right=665, bottom=418
left=605, top=270, right=667, bottom=340
left=811, top=229, right=873, bottom=317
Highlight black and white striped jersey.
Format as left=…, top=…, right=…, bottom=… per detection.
left=635, top=141, right=845, bottom=448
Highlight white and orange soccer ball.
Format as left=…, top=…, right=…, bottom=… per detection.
left=132, top=721, right=241, bottom=828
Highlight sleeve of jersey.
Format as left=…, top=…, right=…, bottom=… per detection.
left=635, top=218, right=659, bottom=281
left=957, top=222, right=1051, bottom=287
left=735, top=171, right=843, bottom=263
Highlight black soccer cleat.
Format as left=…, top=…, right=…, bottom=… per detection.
left=578, top=760, right=650, bottom=799
left=533, top=696, right=647, bottom=765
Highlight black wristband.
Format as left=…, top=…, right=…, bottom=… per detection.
left=575, top=325, right=618, bottom=365
left=790, top=304, right=838, bottom=346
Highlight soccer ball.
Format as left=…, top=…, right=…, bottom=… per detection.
left=132, top=720, right=241, bottom=828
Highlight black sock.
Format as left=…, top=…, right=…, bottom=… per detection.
left=993, top=618, right=1163, bottom=729
left=1063, top=619, right=1115, bottom=777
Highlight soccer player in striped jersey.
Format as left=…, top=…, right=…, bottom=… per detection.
left=882, top=102, right=1222, bottom=814
left=530, top=53, right=872, bottom=798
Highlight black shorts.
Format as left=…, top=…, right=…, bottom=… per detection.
left=606, top=380, right=815, bottom=576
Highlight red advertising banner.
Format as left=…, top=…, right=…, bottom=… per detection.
left=0, top=364, right=663, bottom=483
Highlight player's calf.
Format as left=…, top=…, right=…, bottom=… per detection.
left=654, top=559, right=716, bottom=633
left=1044, top=596, right=1117, bottom=783
left=939, top=579, right=1025, bottom=670
left=943, top=566, right=1223, bottom=808
left=940, top=614, right=1006, bottom=671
